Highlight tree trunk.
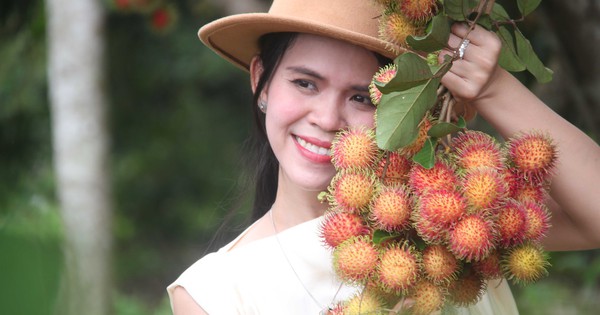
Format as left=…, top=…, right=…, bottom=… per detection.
left=45, top=1, right=113, bottom=315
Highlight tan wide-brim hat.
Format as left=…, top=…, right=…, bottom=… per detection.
left=199, top=0, right=476, bottom=120
left=198, top=0, right=399, bottom=72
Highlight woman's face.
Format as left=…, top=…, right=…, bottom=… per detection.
left=255, top=34, right=379, bottom=193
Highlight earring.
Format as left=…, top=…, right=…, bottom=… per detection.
left=258, top=100, right=267, bottom=113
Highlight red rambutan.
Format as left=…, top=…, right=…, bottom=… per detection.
left=409, top=280, right=446, bottom=315
left=320, top=212, right=370, bottom=248
left=461, top=167, right=508, bottom=211
left=376, top=151, right=412, bottom=185
left=369, top=64, right=397, bottom=106
left=375, top=242, right=421, bottom=294
left=473, top=249, right=503, bottom=280
left=399, top=116, right=432, bottom=157
left=329, top=169, right=377, bottom=213
left=369, top=185, right=413, bottom=232
left=448, top=268, right=486, bottom=306
left=378, top=11, right=423, bottom=50
left=408, top=160, right=458, bottom=196
left=452, top=131, right=504, bottom=171
left=333, top=236, right=380, bottom=284
left=506, top=131, right=557, bottom=182
left=400, top=0, right=439, bottom=23
left=448, top=213, right=497, bottom=262
left=495, top=199, right=528, bottom=248
left=522, top=200, right=551, bottom=242
left=422, top=244, right=461, bottom=284
left=417, top=189, right=467, bottom=228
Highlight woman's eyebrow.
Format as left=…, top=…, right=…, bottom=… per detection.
left=285, top=66, right=324, bottom=80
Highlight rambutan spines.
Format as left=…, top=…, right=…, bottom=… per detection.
left=369, top=64, right=397, bottom=106
left=378, top=11, right=423, bottom=50
left=522, top=200, right=551, bottom=242
left=452, top=131, right=504, bottom=171
left=448, top=269, right=486, bottom=307
left=331, top=127, right=379, bottom=170
left=422, top=244, right=461, bottom=284
left=400, top=0, right=438, bottom=23
left=408, top=280, right=446, bottom=315
left=502, top=242, right=550, bottom=286
left=369, top=185, right=413, bottom=232
left=495, top=199, right=528, bottom=248
left=461, top=167, right=508, bottom=211
left=333, top=236, right=380, bottom=284
left=329, top=169, right=377, bottom=213
left=375, top=242, right=421, bottom=294
left=473, top=249, right=503, bottom=280
left=320, top=212, right=370, bottom=248
left=448, top=213, right=497, bottom=262
left=376, top=151, right=412, bottom=186
left=343, top=290, right=387, bottom=315
left=417, top=189, right=467, bottom=228
left=408, top=160, right=458, bottom=196
left=506, top=131, right=557, bottom=182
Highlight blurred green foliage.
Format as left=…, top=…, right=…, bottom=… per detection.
left=0, top=0, right=598, bottom=314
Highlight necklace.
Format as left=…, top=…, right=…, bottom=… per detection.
left=269, top=209, right=343, bottom=313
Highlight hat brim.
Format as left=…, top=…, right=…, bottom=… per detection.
left=199, top=13, right=399, bottom=72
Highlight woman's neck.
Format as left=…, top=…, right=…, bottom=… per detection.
left=270, top=177, right=329, bottom=232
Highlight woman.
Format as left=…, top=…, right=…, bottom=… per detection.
left=168, top=0, right=600, bottom=314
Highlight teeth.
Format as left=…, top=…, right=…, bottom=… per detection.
left=296, top=136, right=331, bottom=156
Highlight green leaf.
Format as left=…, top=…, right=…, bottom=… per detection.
left=372, top=230, right=400, bottom=245
left=515, top=29, right=553, bottom=83
left=517, top=0, right=542, bottom=17
left=496, top=26, right=526, bottom=72
left=490, top=3, right=511, bottom=21
left=427, top=117, right=466, bottom=138
left=376, top=52, right=433, bottom=93
left=413, top=137, right=436, bottom=169
left=376, top=77, right=441, bottom=151
left=444, top=0, right=479, bottom=21
left=406, top=14, right=451, bottom=53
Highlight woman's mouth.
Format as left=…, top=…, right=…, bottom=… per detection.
left=295, top=136, right=331, bottom=157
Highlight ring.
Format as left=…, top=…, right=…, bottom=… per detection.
left=458, top=38, right=470, bottom=59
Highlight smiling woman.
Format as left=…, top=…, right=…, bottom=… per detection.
left=166, top=0, right=600, bottom=314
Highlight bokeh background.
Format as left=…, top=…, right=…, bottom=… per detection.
left=1, top=0, right=599, bottom=314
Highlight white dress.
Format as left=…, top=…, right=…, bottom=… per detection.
left=167, top=216, right=519, bottom=315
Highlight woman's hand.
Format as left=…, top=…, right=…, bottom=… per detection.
left=439, top=23, right=502, bottom=104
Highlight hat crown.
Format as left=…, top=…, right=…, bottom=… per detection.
left=268, top=0, right=382, bottom=39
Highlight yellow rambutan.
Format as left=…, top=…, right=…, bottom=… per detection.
left=320, top=212, right=370, bottom=249
left=344, top=290, right=387, bottom=315
left=378, top=11, right=423, bottom=50
left=375, top=242, right=421, bottom=294
left=502, top=242, right=550, bottom=285
left=408, top=280, right=446, bottom=315
left=332, top=127, right=379, bottom=170
left=333, top=236, right=380, bottom=284
left=422, top=244, right=461, bottom=284
left=461, top=167, right=508, bottom=211
left=376, top=151, right=413, bottom=185
left=506, top=131, right=557, bottom=182
left=495, top=199, right=527, bottom=248
left=369, top=185, right=413, bottom=232
left=408, top=160, right=458, bottom=196
left=369, top=64, right=397, bottom=106
left=448, top=213, right=497, bottom=262
left=329, top=169, right=377, bottom=213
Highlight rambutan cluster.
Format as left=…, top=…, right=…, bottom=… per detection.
left=321, top=127, right=556, bottom=314
left=374, top=0, right=438, bottom=50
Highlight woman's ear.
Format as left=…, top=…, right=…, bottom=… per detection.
left=249, top=55, right=264, bottom=94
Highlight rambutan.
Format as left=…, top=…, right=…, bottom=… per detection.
left=375, top=242, right=421, bottom=294
left=320, top=212, right=369, bottom=248
left=369, top=64, right=397, bottom=106
left=399, top=115, right=433, bottom=157
left=417, top=189, right=467, bottom=228
left=495, top=199, right=527, bottom=248
left=409, top=280, right=446, bottom=315
left=522, top=200, right=551, bottom=242
left=447, top=268, right=486, bottom=306
left=344, top=290, right=387, bottom=315
left=506, top=131, right=557, bottom=182
left=422, top=244, right=461, bottom=284
left=503, top=242, right=550, bottom=285
left=400, top=0, right=438, bottom=23
left=376, top=151, right=413, bottom=185
left=448, top=213, right=496, bottom=262
left=331, top=127, right=379, bottom=170
left=514, top=180, right=547, bottom=204
left=408, top=160, right=458, bottom=196
left=369, top=185, right=412, bottom=232
left=473, top=249, right=503, bottom=280
left=378, top=11, right=423, bottom=50
left=333, top=236, right=380, bottom=284
left=329, top=169, right=377, bottom=213
left=452, top=131, right=504, bottom=171
left=461, top=167, right=508, bottom=211
left=414, top=214, right=447, bottom=244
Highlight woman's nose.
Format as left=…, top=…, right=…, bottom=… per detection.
left=309, top=96, right=347, bottom=132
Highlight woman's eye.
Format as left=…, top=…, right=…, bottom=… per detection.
left=292, top=79, right=315, bottom=90
left=351, top=94, right=374, bottom=106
